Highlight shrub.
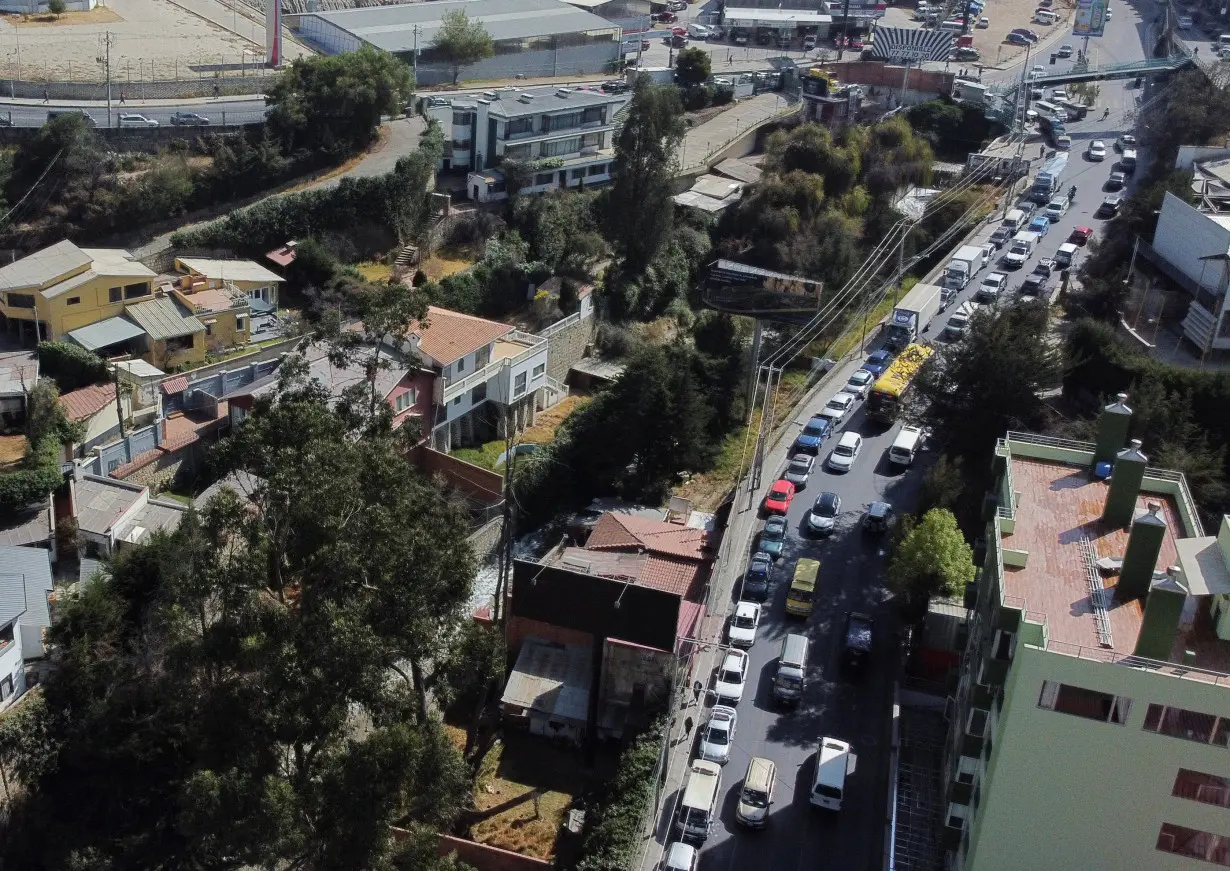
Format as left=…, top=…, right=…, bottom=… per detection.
left=38, top=342, right=108, bottom=392
left=575, top=719, right=665, bottom=871
left=0, top=437, right=63, bottom=510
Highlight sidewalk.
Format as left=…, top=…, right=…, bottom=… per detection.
left=678, top=92, right=798, bottom=173
left=0, top=94, right=260, bottom=109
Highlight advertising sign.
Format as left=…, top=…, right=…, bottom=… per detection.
left=871, top=27, right=955, bottom=62
left=1073, top=0, right=1107, bottom=37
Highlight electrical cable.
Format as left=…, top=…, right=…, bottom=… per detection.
left=0, top=148, right=63, bottom=230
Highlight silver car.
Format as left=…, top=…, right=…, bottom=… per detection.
left=699, top=705, right=738, bottom=764
left=783, top=454, right=814, bottom=489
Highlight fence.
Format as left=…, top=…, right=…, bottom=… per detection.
left=0, top=72, right=279, bottom=102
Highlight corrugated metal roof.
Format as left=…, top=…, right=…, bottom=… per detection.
left=41, top=249, right=154, bottom=299
left=176, top=258, right=285, bottom=285
left=0, top=546, right=52, bottom=635
left=67, top=316, right=147, bottom=352
left=0, top=350, right=38, bottom=398
left=303, top=0, right=618, bottom=52
left=113, top=359, right=165, bottom=379
left=124, top=296, right=205, bottom=341
left=0, top=500, right=53, bottom=548
left=74, top=475, right=144, bottom=537
left=500, top=637, right=592, bottom=724
left=0, top=239, right=92, bottom=292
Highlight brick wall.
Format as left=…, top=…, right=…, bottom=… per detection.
left=507, top=615, right=593, bottom=654
left=435, top=835, right=552, bottom=871
left=411, top=446, right=503, bottom=505
left=836, top=61, right=955, bottom=95
left=543, top=313, right=596, bottom=384
left=468, top=516, right=504, bottom=566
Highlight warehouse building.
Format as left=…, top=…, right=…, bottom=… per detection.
left=293, top=0, right=623, bottom=86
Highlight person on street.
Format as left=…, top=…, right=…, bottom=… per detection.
left=119, top=91, right=126, bottom=104
left=1102, top=107, right=1110, bottom=119
left=42, top=89, right=49, bottom=103
left=683, top=716, right=694, bottom=740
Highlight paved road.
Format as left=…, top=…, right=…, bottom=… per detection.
left=0, top=97, right=267, bottom=128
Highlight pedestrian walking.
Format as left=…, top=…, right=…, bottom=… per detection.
left=1040, top=144, right=1046, bottom=158
left=42, top=89, right=49, bottom=103
left=1102, top=107, right=1110, bottom=119
left=213, top=82, right=220, bottom=99
left=728, top=50, right=733, bottom=63
left=692, top=680, right=703, bottom=705
left=119, top=91, right=126, bottom=104
left=683, top=716, right=694, bottom=739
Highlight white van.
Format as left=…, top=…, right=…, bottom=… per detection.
left=735, top=757, right=776, bottom=827
left=938, top=19, right=965, bottom=31
left=1035, top=8, right=1057, bottom=24
left=810, top=737, right=854, bottom=810
left=677, top=760, right=723, bottom=840
left=1055, top=242, right=1079, bottom=268
left=1219, top=34, right=1230, bottom=49
left=1002, top=208, right=1026, bottom=233
left=889, top=425, right=925, bottom=466
left=687, top=22, right=711, bottom=38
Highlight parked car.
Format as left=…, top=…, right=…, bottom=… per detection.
left=818, top=391, right=857, bottom=426
left=700, top=706, right=738, bottom=764
left=826, top=431, right=864, bottom=473
left=794, top=415, right=832, bottom=455
left=844, top=369, right=874, bottom=400
left=952, top=47, right=980, bottom=61
left=763, top=479, right=796, bottom=514
left=990, top=225, right=1013, bottom=248
left=651, top=11, right=677, bottom=21
left=1021, top=268, right=1050, bottom=298
left=863, top=349, right=893, bottom=376
left=1057, top=43, right=1073, bottom=57
left=803, top=34, right=817, bottom=49
left=806, top=491, right=841, bottom=536
left=728, top=602, right=761, bottom=649
left=977, top=16, right=989, bottom=27
left=118, top=113, right=159, bottom=128
left=1097, top=194, right=1122, bottom=217
left=842, top=611, right=874, bottom=671
left=745, top=551, right=773, bottom=600
left=1044, top=196, right=1069, bottom=221
left=1028, top=215, right=1051, bottom=237
left=1087, top=139, right=1106, bottom=161
left=783, top=454, right=815, bottom=489
left=759, top=515, right=787, bottom=559
left=1012, top=27, right=1041, bottom=41
left=1105, top=171, right=1126, bottom=191
left=1069, top=226, right=1092, bottom=245
left=169, top=111, right=210, bottom=125
left=662, top=843, right=698, bottom=871
left=863, top=500, right=896, bottom=533
left=977, top=272, right=1008, bottom=302
left=714, top=649, right=749, bottom=704
left=1115, top=134, right=1136, bottom=152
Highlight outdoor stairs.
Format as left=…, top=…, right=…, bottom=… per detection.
left=611, top=99, right=633, bottom=139
left=394, top=244, right=419, bottom=270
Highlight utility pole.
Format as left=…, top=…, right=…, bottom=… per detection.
left=96, top=32, right=114, bottom=128
left=837, top=0, right=852, bottom=59
left=412, top=24, right=420, bottom=81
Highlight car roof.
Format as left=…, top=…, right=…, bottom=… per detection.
left=771, top=479, right=793, bottom=492
left=805, top=415, right=831, bottom=429
left=751, top=550, right=771, bottom=562
left=869, top=500, right=892, bottom=516
left=722, top=649, right=745, bottom=665
left=667, top=843, right=697, bottom=867
left=816, top=491, right=839, bottom=508
left=765, top=514, right=787, bottom=529
left=735, top=601, right=759, bottom=617
left=837, top=431, right=861, bottom=446
left=868, top=349, right=890, bottom=360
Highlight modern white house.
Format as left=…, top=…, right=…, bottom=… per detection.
left=403, top=306, right=562, bottom=450
left=939, top=399, right=1230, bottom=871
left=424, top=85, right=628, bottom=203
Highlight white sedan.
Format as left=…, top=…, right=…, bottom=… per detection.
left=844, top=369, right=875, bottom=399
left=714, top=649, right=749, bottom=704
left=729, top=600, right=761, bottom=648
left=1088, top=140, right=1106, bottom=161
left=818, top=391, right=857, bottom=426
left=699, top=705, right=738, bottom=764
left=826, top=431, right=864, bottom=473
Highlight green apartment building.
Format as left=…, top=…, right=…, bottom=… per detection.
left=946, top=396, right=1230, bottom=870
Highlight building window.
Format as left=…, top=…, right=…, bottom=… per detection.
left=504, top=143, right=532, bottom=161
left=6, top=293, right=34, bottom=309
left=66, top=296, right=81, bottom=305
left=395, top=390, right=415, bottom=412
left=166, top=335, right=194, bottom=352
left=570, top=168, right=586, bottom=180
left=123, top=282, right=150, bottom=299
left=109, top=287, right=123, bottom=303
left=452, top=110, right=474, bottom=126
left=472, top=382, right=487, bottom=403
left=582, top=106, right=604, bottom=124
left=1143, top=703, right=1228, bottom=744
left=1156, top=823, right=1230, bottom=866
left=514, top=372, right=527, bottom=395
left=992, top=629, right=1014, bottom=661
left=205, top=323, right=214, bottom=337
left=532, top=363, right=545, bottom=379
left=545, top=111, right=582, bottom=131
left=966, top=708, right=988, bottom=737
left=955, top=756, right=978, bottom=785
left=0, top=676, right=12, bottom=702
left=1038, top=681, right=1131, bottom=725
left=946, top=803, right=968, bottom=830
left=456, top=356, right=466, bottom=374
left=452, top=395, right=461, bottom=406
left=588, top=164, right=607, bottom=176
left=581, top=132, right=602, bottom=148
left=507, top=117, right=533, bottom=136
left=1174, top=770, right=1230, bottom=809
left=534, top=172, right=555, bottom=186
left=236, top=316, right=246, bottom=332
left=542, top=137, right=582, bottom=157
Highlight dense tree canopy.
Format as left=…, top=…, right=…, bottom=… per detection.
left=675, top=47, right=712, bottom=88
left=1, top=368, right=479, bottom=870
left=430, top=10, right=495, bottom=85
left=889, top=509, right=975, bottom=616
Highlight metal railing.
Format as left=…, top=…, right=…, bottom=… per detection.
left=1004, top=431, right=1096, bottom=453
left=1145, top=466, right=1206, bottom=538
left=1045, top=640, right=1230, bottom=686
left=441, top=336, right=547, bottom=403
left=539, top=312, right=582, bottom=338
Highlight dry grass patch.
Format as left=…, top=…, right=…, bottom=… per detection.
left=356, top=261, right=394, bottom=283
left=0, top=435, right=30, bottom=469
left=519, top=394, right=590, bottom=445
left=10, top=6, right=122, bottom=26
left=421, top=244, right=479, bottom=281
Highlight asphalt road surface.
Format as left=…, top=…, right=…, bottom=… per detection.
left=675, top=8, right=1157, bottom=871
left=0, top=98, right=268, bottom=129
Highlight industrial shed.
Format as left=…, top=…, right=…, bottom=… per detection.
left=293, top=0, right=623, bottom=86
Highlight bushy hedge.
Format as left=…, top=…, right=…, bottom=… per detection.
left=575, top=719, right=666, bottom=871
left=0, top=437, right=63, bottom=510
left=38, top=342, right=108, bottom=393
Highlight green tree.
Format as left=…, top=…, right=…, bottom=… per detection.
left=47, top=0, right=66, bottom=14
left=916, top=453, right=966, bottom=516
left=430, top=10, right=495, bottom=85
left=888, top=509, right=975, bottom=616
left=913, top=301, right=1060, bottom=461
left=604, top=81, right=686, bottom=274
left=675, top=47, right=711, bottom=88
left=266, top=46, right=414, bottom=156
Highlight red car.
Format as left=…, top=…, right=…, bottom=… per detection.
left=764, top=479, right=796, bottom=515
left=672, top=25, right=687, bottom=35
left=1070, top=226, right=1092, bottom=245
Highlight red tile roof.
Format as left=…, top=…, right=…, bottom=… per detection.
left=59, top=383, right=116, bottom=422
left=558, top=546, right=708, bottom=599
left=586, top=512, right=715, bottom=561
left=160, top=375, right=190, bottom=395
left=410, top=306, right=512, bottom=366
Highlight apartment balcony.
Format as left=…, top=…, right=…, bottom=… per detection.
left=439, top=330, right=548, bottom=407
left=503, top=117, right=611, bottom=144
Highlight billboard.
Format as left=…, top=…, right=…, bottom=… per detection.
left=1073, top=0, right=1107, bottom=37
left=702, top=260, right=823, bottom=318
left=871, top=27, right=955, bottom=63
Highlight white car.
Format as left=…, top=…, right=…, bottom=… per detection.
left=826, top=431, right=863, bottom=472
left=117, top=113, right=159, bottom=128
left=1029, top=65, right=1044, bottom=78
left=662, top=842, right=698, bottom=871
left=1088, top=140, right=1107, bottom=161
left=818, top=391, right=857, bottom=425
left=844, top=369, right=874, bottom=399
left=1052, top=88, right=1067, bottom=101
left=714, top=649, right=749, bottom=703
left=729, top=601, right=761, bottom=648
left=978, top=272, right=1008, bottom=302
left=699, top=705, right=738, bottom=764
left=1044, top=197, right=1068, bottom=220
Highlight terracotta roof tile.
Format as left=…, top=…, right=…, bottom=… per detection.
left=59, top=383, right=117, bottom=422
left=410, top=306, right=512, bottom=366
left=585, top=513, right=714, bottom=561
left=160, top=375, right=189, bottom=395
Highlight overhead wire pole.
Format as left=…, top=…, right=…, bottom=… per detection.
left=97, top=32, right=115, bottom=129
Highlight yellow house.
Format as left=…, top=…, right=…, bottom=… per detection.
left=168, top=286, right=249, bottom=352
left=122, top=296, right=207, bottom=370
left=173, top=258, right=283, bottom=308
left=0, top=240, right=157, bottom=344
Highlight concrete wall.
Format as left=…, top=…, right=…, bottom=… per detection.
left=96, top=422, right=161, bottom=476
left=506, top=614, right=593, bottom=654
left=542, top=311, right=596, bottom=383
left=0, top=74, right=276, bottom=103
left=435, top=834, right=553, bottom=871
left=468, top=516, right=504, bottom=567
left=1152, top=191, right=1230, bottom=294
left=122, top=445, right=197, bottom=489
left=836, top=61, right=955, bottom=96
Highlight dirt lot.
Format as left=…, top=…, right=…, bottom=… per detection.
left=882, top=0, right=1076, bottom=70
left=0, top=434, right=29, bottom=468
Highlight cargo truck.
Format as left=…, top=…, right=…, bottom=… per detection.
left=1029, top=153, right=1068, bottom=203
left=884, top=282, right=942, bottom=351
left=943, top=245, right=983, bottom=291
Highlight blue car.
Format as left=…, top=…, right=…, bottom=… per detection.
left=1028, top=215, right=1050, bottom=237
left=744, top=551, right=773, bottom=600
left=794, top=415, right=833, bottom=455
left=863, top=349, right=894, bottom=377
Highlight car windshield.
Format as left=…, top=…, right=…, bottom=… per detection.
left=788, top=459, right=810, bottom=475
left=763, top=523, right=785, bottom=541
left=835, top=445, right=854, bottom=457
left=771, top=485, right=789, bottom=498
left=742, top=788, right=770, bottom=808
left=816, top=497, right=837, bottom=516
left=733, top=612, right=756, bottom=628
left=825, top=400, right=844, bottom=411
left=803, top=422, right=825, bottom=437
left=720, top=666, right=741, bottom=683
left=706, top=725, right=729, bottom=744
left=849, top=371, right=871, bottom=384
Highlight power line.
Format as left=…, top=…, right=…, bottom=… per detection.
left=0, top=148, right=63, bottom=230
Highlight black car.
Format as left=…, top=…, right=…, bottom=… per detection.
left=1097, top=194, right=1123, bottom=217
left=600, top=79, right=630, bottom=94
left=863, top=501, right=895, bottom=533
left=170, top=111, right=211, bottom=126
left=744, top=551, right=773, bottom=600
left=842, top=611, right=874, bottom=670
left=1021, top=272, right=1050, bottom=297
left=1105, top=171, right=1126, bottom=191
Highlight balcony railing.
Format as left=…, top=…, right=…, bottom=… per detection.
left=504, top=117, right=610, bottom=142
left=441, top=333, right=546, bottom=403
left=1046, top=640, right=1230, bottom=686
